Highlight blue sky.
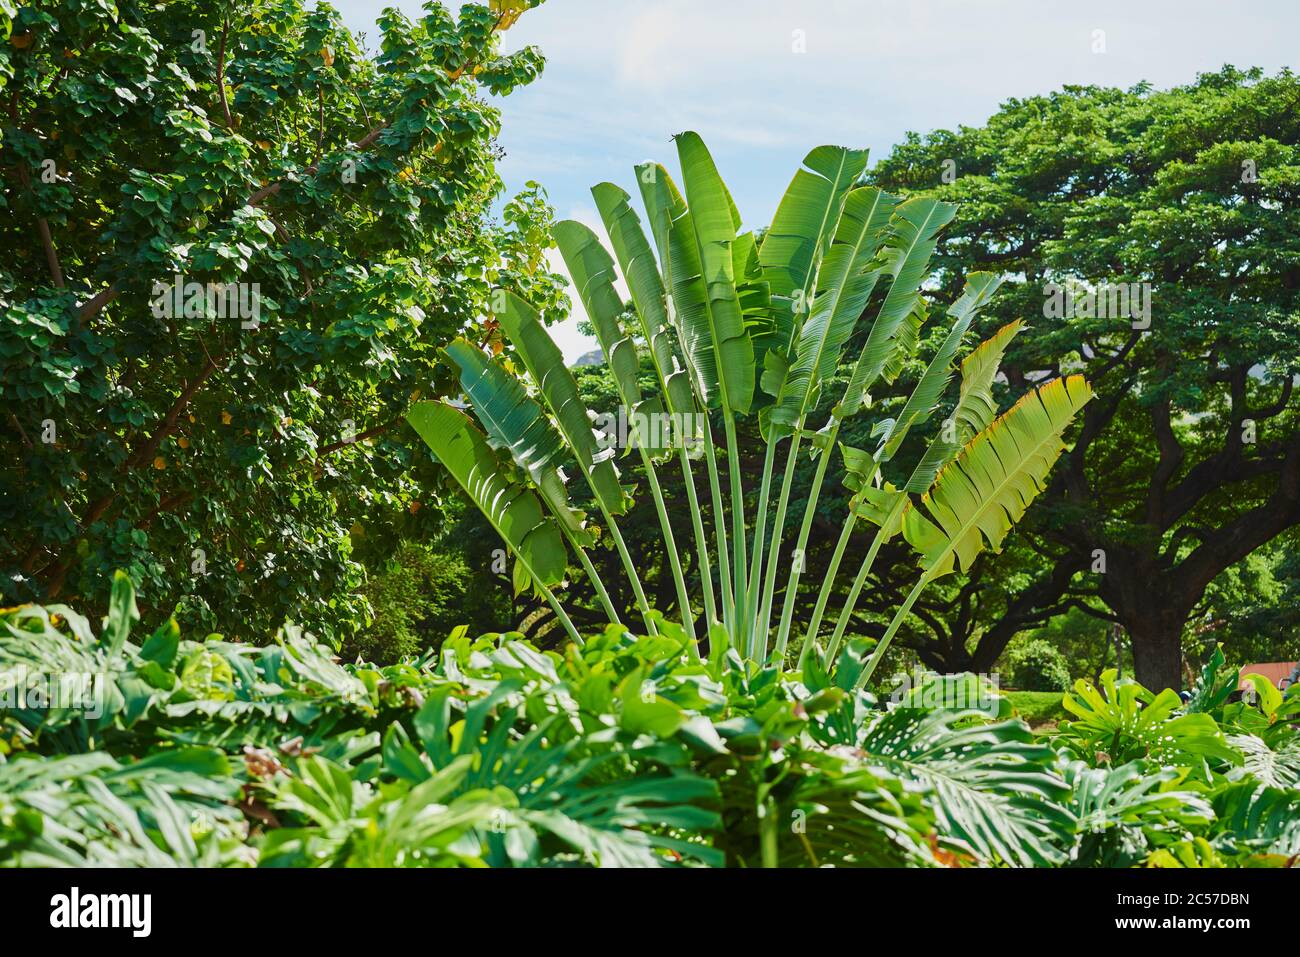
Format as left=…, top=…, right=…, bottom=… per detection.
left=336, top=0, right=1300, bottom=358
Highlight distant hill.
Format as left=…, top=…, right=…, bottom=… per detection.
left=572, top=349, right=605, bottom=368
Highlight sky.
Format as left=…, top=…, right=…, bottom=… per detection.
left=336, top=0, right=1300, bottom=359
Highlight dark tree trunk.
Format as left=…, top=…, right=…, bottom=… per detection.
left=1126, top=611, right=1185, bottom=692
left=915, top=641, right=975, bottom=675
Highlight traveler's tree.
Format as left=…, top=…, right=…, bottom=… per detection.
left=411, top=132, right=1091, bottom=687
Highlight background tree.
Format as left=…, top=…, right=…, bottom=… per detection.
left=0, top=0, right=564, bottom=643
left=865, top=66, right=1300, bottom=689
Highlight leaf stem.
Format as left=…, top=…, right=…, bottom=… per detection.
left=722, top=411, right=748, bottom=654
left=744, top=439, right=778, bottom=657
left=638, top=444, right=697, bottom=649
left=757, top=433, right=802, bottom=659
left=854, top=573, right=929, bottom=690
left=702, top=416, right=735, bottom=634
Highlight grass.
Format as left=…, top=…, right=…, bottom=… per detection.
left=1005, top=690, right=1068, bottom=729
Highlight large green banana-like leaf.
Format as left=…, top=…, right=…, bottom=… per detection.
left=732, top=231, right=779, bottom=356
left=441, top=339, right=592, bottom=544
left=900, top=374, right=1093, bottom=578
left=591, top=182, right=695, bottom=417
left=673, top=132, right=755, bottom=414
left=840, top=274, right=1004, bottom=535
left=407, top=400, right=569, bottom=588
left=766, top=187, right=896, bottom=437
left=879, top=271, right=1004, bottom=463
left=552, top=220, right=644, bottom=409
left=905, top=317, right=1022, bottom=492
left=635, top=161, right=725, bottom=408
left=839, top=320, right=972, bottom=538
left=838, top=198, right=957, bottom=418
left=494, top=290, right=629, bottom=515
left=861, top=708, right=1071, bottom=867
left=758, top=145, right=870, bottom=359
left=634, top=162, right=686, bottom=288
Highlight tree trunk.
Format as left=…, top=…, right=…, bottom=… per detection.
left=1127, top=612, right=1184, bottom=692
left=915, top=642, right=975, bottom=675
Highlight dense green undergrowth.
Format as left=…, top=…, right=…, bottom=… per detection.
left=1, top=574, right=1297, bottom=868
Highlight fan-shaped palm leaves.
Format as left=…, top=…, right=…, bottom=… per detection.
left=407, top=133, right=1091, bottom=687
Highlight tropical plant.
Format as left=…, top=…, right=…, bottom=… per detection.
left=1057, top=668, right=1241, bottom=770
left=408, top=133, right=1094, bottom=692
left=4, top=576, right=1297, bottom=868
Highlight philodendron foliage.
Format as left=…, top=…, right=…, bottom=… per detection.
left=4, top=577, right=1296, bottom=868
left=408, top=134, right=1093, bottom=686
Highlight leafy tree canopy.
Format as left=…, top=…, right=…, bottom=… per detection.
left=1, top=0, right=566, bottom=643
left=866, top=66, right=1300, bottom=688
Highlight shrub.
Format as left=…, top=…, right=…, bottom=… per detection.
left=351, top=541, right=509, bottom=664
left=1006, top=638, right=1072, bottom=692
left=4, top=575, right=1299, bottom=868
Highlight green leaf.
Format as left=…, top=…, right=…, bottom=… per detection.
left=139, top=617, right=181, bottom=668
left=906, top=315, right=1021, bottom=492
left=553, top=219, right=643, bottom=408
left=104, top=570, right=139, bottom=656
left=839, top=198, right=957, bottom=417
left=672, top=132, right=755, bottom=414
left=494, top=290, right=628, bottom=514
left=592, top=181, right=695, bottom=417
left=759, top=145, right=872, bottom=359
left=862, top=708, right=1071, bottom=867
left=768, top=187, right=896, bottom=437
left=407, top=400, right=569, bottom=588
left=441, top=338, right=591, bottom=543
left=901, top=374, right=1093, bottom=578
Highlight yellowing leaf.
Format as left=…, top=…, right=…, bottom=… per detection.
left=489, top=0, right=528, bottom=30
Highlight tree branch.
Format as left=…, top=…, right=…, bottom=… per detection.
left=216, top=18, right=234, bottom=130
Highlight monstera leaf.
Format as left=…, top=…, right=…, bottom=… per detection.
left=1063, top=759, right=1214, bottom=867
left=859, top=707, right=1072, bottom=867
